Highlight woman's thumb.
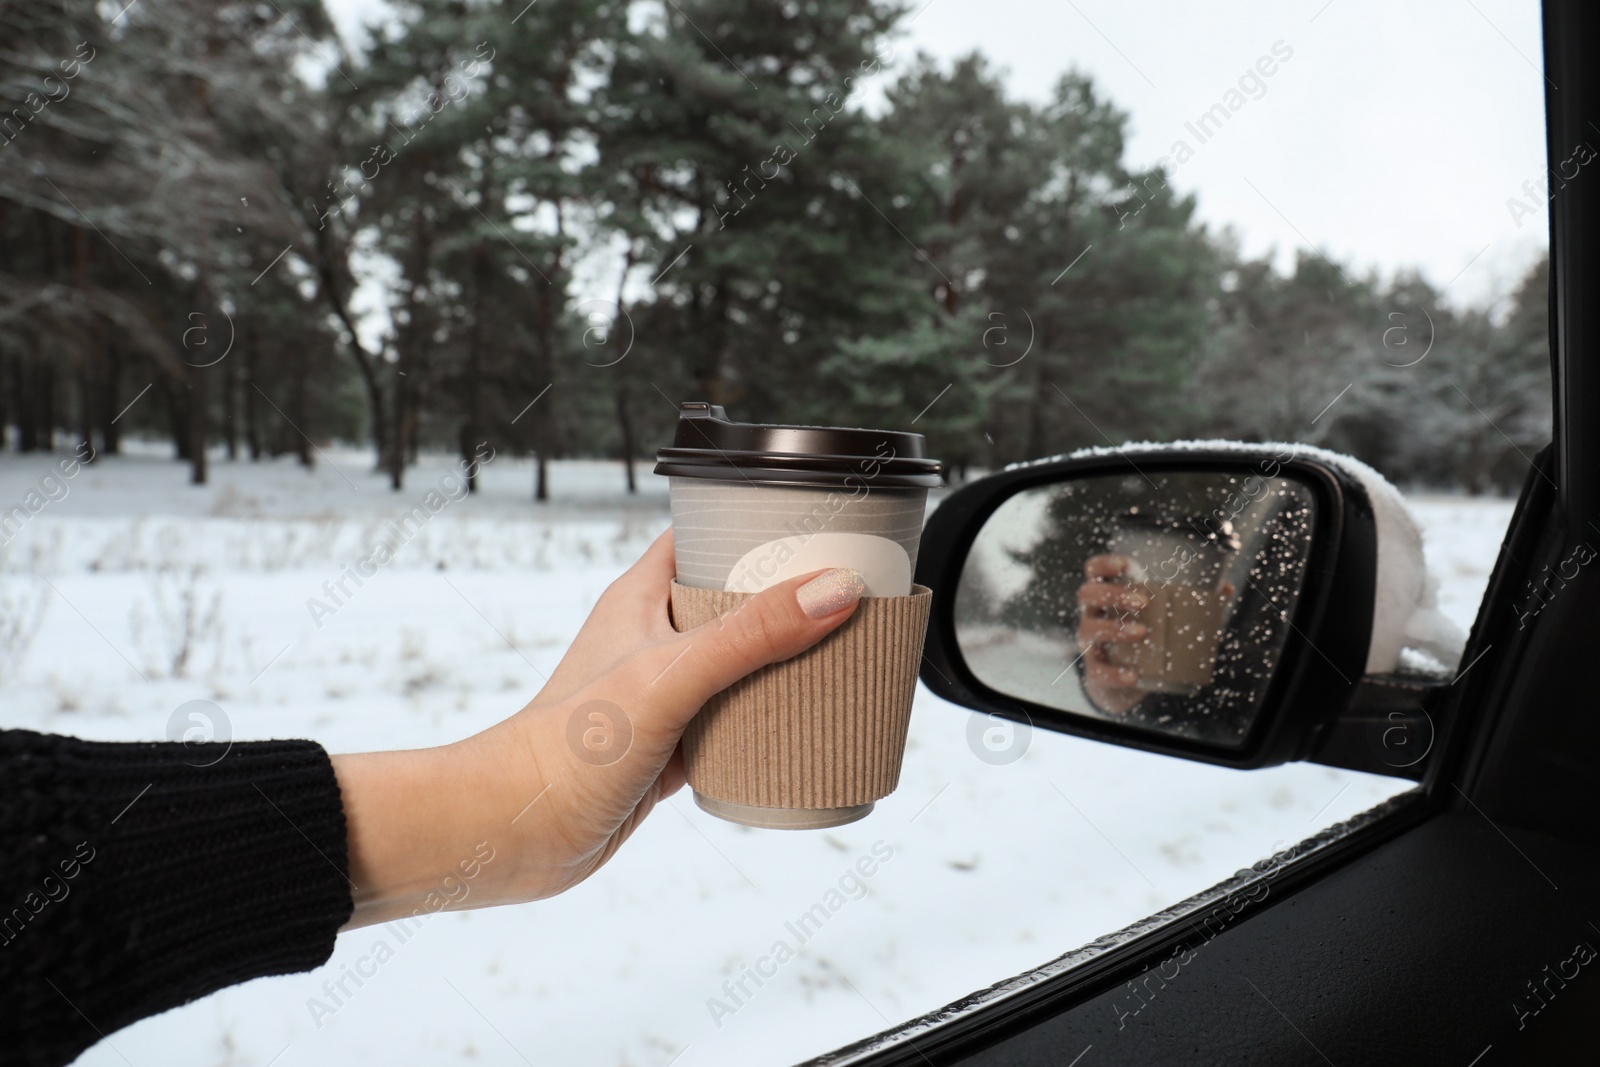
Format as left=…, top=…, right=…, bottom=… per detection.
left=642, top=568, right=866, bottom=721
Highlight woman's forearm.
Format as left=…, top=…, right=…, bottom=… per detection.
left=333, top=732, right=541, bottom=930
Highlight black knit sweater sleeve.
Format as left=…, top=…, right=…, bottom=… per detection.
left=0, top=729, right=354, bottom=1067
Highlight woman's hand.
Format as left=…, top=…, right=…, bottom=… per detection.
left=332, top=529, right=865, bottom=929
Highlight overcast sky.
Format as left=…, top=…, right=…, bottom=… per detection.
left=323, top=0, right=1549, bottom=311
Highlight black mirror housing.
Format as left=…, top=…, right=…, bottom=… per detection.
left=914, top=445, right=1380, bottom=769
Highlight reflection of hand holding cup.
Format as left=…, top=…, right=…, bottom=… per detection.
left=1086, top=515, right=1239, bottom=701
left=655, top=403, right=943, bottom=829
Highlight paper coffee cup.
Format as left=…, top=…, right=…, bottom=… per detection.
left=655, top=402, right=944, bottom=829
left=1105, top=583, right=1231, bottom=693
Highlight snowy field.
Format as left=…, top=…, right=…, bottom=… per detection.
left=0, top=445, right=1515, bottom=1067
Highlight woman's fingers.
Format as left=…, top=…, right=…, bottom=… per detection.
left=600, top=526, right=678, bottom=620
left=1083, top=553, right=1132, bottom=580
left=656, top=745, right=686, bottom=798
left=533, top=555, right=866, bottom=822
left=1077, top=616, right=1148, bottom=644
left=1077, top=581, right=1149, bottom=614
left=536, top=529, right=679, bottom=705
left=624, top=526, right=677, bottom=589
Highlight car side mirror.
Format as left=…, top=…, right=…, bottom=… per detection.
left=913, top=444, right=1433, bottom=772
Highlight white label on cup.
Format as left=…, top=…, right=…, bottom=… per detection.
left=724, top=533, right=912, bottom=596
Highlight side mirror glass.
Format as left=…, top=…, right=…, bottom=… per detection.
left=954, top=471, right=1317, bottom=749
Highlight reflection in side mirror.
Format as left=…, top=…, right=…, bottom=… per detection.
left=953, top=472, right=1317, bottom=749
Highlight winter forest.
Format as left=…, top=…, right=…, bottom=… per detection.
left=1, top=0, right=1550, bottom=496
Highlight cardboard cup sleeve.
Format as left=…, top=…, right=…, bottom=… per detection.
left=668, top=580, right=933, bottom=811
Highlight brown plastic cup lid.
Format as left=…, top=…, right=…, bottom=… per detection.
left=653, top=402, right=944, bottom=489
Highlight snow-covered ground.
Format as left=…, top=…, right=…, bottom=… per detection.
left=0, top=446, right=1515, bottom=1067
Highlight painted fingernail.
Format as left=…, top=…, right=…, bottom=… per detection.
left=797, top=568, right=866, bottom=618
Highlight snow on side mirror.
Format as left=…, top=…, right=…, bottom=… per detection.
left=914, top=443, right=1454, bottom=772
